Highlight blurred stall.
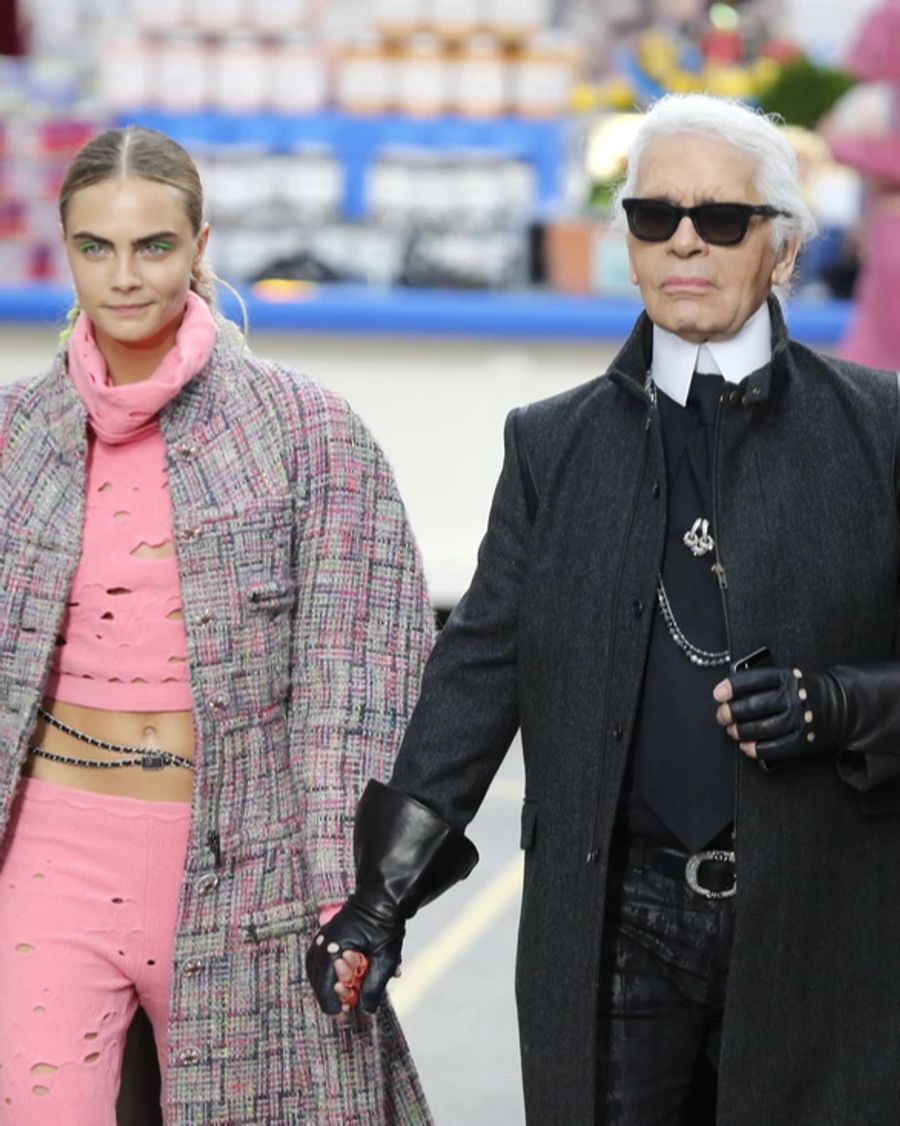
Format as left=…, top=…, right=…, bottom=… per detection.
left=0, top=0, right=883, bottom=603
left=0, top=0, right=876, bottom=301
left=825, top=0, right=900, bottom=367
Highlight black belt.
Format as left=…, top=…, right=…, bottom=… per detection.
left=623, top=837, right=736, bottom=900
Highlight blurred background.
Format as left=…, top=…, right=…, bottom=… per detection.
left=0, top=0, right=886, bottom=302
left=1, top=2, right=898, bottom=1121
left=0, top=0, right=892, bottom=608
left=0, top=0, right=895, bottom=608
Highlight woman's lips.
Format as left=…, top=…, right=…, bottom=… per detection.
left=105, top=303, right=151, bottom=317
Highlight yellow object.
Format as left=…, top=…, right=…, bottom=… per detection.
left=577, top=77, right=634, bottom=111
left=750, top=56, right=781, bottom=91
left=668, top=70, right=704, bottom=93
left=586, top=112, right=643, bottom=181
left=251, top=279, right=318, bottom=302
left=570, top=81, right=599, bottom=112
left=638, top=31, right=678, bottom=80
left=704, top=64, right=756, bottom=98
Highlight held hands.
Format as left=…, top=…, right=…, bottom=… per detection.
left=713, top=665, right=844, bottom=768
left=306, top=779, right=479, bottom=1019
left=333, top=950, right=370, bottom=1014
left=306, top=895, right=405, bottom=1016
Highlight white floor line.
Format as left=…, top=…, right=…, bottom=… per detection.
left=390, top=852, right=524, bottom=1018
left=485, top=776, right=524, bottom=803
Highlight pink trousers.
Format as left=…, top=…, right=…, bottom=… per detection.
left=0, top=777, right=190, bottom=1125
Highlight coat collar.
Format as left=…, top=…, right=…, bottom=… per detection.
left=608, top=295, right=793, bottom=408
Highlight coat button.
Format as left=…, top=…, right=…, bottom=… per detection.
left=175, top=1047, right=201, bottom=1067
left=631, top=598, right=644, bottom=619
left=197, top=874, right=220, bottom=895
left=728, top=390, right=741, bottom=406
left=177, top=442, right=198, bottom=458
left=183, top=960, right=205, bottom=977
left=612, top=723, right=624, bottom=742
left=180, top=526, right=202, bottom=543
left=651, top=481, right=660, bottom=498
left=207, top=694, right=227, bottom=713
left=194, top=610, right=214, bottom=626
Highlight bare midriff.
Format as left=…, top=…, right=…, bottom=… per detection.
left=24, top=698, right=195, bottom=803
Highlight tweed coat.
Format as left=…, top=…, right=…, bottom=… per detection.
left=391, top=299, right=900, bottom=1125
left=0, top=331, right=435, bottom=1124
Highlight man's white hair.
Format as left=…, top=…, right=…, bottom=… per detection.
left=613, top=93, right=817, bottom=257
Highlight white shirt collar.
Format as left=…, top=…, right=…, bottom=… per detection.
left=650, top=302, right=773, bottom=407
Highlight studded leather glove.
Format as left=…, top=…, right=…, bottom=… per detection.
left=726, top=662, right=900, bottom=770
left=306, top=780, right=478, bottom=1015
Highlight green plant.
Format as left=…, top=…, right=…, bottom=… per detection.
left=757, top=55, right=856, bottom=131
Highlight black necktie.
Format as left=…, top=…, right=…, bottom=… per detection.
left=637, top=370, right=735, bottom=852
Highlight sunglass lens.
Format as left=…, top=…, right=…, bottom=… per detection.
left=628, top=201, right=677, bottom=241
left=694, top=205, right=748, bottom=245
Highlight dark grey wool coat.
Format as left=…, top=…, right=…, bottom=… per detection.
left=391, top=298, right=900, bottom=1125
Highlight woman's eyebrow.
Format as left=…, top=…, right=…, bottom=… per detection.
left=70, top=230, right=111, bottom=244
left=68, top=230, right=180, bottom=247
left=134, top=230, right=179, bottom=246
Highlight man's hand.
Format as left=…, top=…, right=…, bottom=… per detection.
left=713, top=665, right=843, bottom=768
left=306, top=895, right=405, bottom=1016
left=305, top=780, right=479, bottom=1018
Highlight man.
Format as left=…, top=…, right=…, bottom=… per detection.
left=307, top=94, right=900, bottom=1124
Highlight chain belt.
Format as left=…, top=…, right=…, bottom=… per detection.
left=29, top=745, right=194, bottom=771
left=31, top=706, right=194, bottom=771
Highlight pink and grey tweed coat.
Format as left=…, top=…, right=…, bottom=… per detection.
left=0, top=332, right=435, bottom=1124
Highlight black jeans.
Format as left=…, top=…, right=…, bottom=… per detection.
left=597, top=842, right=735, bottom=1125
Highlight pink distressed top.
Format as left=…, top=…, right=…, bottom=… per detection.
left=44, top=294, right=216, bottom=711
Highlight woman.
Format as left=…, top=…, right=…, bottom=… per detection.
left=0, top=126, right=434, bottom=1125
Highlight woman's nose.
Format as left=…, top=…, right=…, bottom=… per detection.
left=111, top=254, right=141, bottom=289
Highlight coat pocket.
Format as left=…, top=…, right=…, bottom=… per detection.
left=246, top=579, right=297, bottom=613
left=242, top=900, right=311, bottom=944
left=520, top=798, right=538, bottom=851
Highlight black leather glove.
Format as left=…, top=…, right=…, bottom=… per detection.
left=727, top=661, right=900, bottom=770
left=726, top=665, right=842, bottom=768
left=306, top=780, right=478, bottom=1015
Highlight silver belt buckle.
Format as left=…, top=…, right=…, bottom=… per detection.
left=684, top=849, right=736, bottom=899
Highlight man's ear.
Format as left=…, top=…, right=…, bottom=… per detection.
left=771, top=236, right=801, bottom=288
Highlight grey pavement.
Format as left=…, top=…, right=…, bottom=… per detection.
left=392, top=745, right=527, bottom=1126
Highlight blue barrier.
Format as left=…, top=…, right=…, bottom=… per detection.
left=0, top=283, right=853, bottom=344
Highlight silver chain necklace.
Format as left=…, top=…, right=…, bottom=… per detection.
left=655, top=575, right=730, bottom=667
left=646, top=371, right=729, bottom=667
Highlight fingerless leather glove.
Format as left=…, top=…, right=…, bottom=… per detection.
left=727, top=662, right=900, bottom=770
left=306, top=780, right=478, bottom=1014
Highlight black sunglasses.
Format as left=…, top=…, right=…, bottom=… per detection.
left=622, top=198, right=792, bottom=246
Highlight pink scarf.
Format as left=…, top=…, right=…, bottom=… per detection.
left=66, top=291, right=217, bottom=445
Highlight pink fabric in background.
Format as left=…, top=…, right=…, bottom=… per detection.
left=839, top=205, right=900, bottom=369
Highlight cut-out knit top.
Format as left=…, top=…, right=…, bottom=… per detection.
left=44, top=294, right=217, bottom=711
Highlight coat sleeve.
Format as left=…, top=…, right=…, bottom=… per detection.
left=291, top=389, right=434, bottom=908
left=389, top=408, right=533, bottom=831
left=834, top=377, right=900, bottom=806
